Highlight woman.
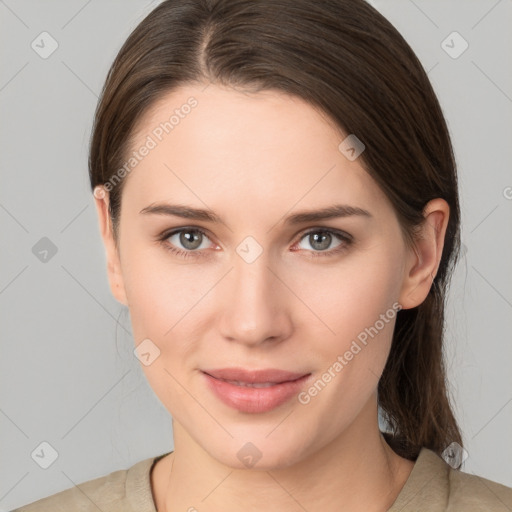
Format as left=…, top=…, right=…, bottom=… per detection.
left=14, top=0, right=512, bottom=510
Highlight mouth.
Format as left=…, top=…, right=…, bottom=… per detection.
left=210, top=380, right=288, bottom=388
left=201, top=368, right=312, bottom=413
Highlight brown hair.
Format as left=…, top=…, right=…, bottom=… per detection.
left=89, top=0, right=463, bottom=462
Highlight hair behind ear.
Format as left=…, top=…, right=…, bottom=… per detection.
left=379, top=282, right=463, bottom=462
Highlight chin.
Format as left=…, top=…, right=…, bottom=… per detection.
left=202, top=432, right=313, bottom=471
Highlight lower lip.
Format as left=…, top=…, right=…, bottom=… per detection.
left=202, top=372, right=311, bottom=413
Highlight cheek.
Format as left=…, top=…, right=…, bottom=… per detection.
left=285, top=248, right=402, bottom=353
left=118, top=246, right=209, bottom=407
left=120, top=241, right=211, bottom=342
left=123, top=255, right=206, bottom=412
left=292, top=254, right=401, bottom=437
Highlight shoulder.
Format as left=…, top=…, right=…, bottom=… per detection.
left=10, top=454, right=164, bottom=512
left=446, top=461, right=512, bottom=510
left=390, top=447, right=512, bottom=511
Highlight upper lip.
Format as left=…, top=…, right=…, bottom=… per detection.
left=202, top=367, right=310, bottom=384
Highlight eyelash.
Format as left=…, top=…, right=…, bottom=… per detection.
left=157, top=226, right=353, bottom=260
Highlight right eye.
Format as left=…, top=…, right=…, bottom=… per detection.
left=158, top=227, right=216, bottom=259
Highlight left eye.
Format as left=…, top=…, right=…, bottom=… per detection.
left=295, top=229, right=350, bottom=253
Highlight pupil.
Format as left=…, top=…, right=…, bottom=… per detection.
left=311, top=232, right=330, bottom=250
left=181, top=230, right=201, bottom=250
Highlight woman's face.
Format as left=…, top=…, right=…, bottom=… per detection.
left=96, top=83, right=421, bottom=469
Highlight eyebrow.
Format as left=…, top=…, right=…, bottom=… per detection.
left=139, top=203, right=372, bottom=225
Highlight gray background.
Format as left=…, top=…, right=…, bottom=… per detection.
left=1, top=0, right=511, bottom=509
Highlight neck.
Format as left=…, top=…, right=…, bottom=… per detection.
left=152, top=401, right=414, bottom=512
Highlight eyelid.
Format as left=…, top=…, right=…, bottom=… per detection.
left=297, top=226, right=353, bottom=243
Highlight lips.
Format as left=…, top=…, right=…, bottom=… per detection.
left=201, top=367, right=308, bottom=384
left=201, top=367, right=312, bottom=413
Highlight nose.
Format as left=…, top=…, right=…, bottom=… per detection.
left=217, top=251, right=293, bottom=347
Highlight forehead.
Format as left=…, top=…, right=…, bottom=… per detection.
left=121, top=83, right=393, bottom=223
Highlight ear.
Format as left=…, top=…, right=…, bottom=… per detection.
left=93, top=186, right=128, bottom=307
left=398, top=198, right=450, bottom=310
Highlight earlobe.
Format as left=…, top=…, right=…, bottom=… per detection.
left=93, top=186, right=129, bottom=307
left=398, top=198, right=449, bottom=310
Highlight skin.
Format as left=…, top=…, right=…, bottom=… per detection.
left=94, top=83, right=449, bottom=512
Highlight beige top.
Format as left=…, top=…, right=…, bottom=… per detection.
left=12, top=448, right=512, bottom=511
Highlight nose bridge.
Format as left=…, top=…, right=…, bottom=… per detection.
left=217, top=243, right=290, bottom=345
